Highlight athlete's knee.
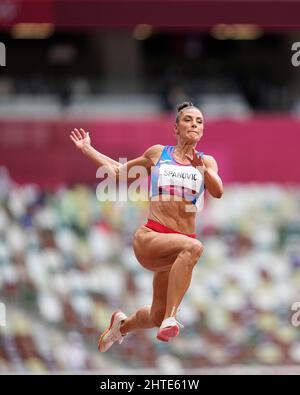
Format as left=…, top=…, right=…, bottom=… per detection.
left=150, top=307, right=165, bottom=327
left=182, top=240, right=204, bottom=265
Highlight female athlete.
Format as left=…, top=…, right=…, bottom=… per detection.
left=70, top=102, right=223, bottom=352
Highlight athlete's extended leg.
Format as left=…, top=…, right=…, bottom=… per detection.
left=120, top=270, right=169, bottom=334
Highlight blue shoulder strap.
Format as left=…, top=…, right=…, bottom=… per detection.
left=153, top=145, right=170, bottom=166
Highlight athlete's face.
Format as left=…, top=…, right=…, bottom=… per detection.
left=174, top=108, right=204, bottom=143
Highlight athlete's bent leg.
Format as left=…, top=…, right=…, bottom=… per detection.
left=120, top=270, right=169, bottom=333
left=131, top=227, right=205, bottom=341
left=164, top=239, right=203, bottom=318
left=156, top=240, right=203, bottom=342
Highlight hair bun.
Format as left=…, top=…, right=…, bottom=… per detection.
left=177, top=102, right=194, bottom=112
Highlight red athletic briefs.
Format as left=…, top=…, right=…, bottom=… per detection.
left=145, top=219, right=196, bottom=239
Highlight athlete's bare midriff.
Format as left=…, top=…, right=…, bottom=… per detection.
left=147, top=199, right=197, bottom=234
left=145, top=146, right=198, bottom=235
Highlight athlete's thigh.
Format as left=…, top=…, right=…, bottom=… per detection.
left=133, top=225, right=198, bottom=271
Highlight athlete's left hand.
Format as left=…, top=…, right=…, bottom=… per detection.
left=185, top=148, right=207, bottom=171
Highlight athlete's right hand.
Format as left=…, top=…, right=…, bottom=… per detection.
left=70, top=128, right=91, bottom=151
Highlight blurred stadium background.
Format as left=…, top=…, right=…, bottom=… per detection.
left=1, top=0, right=300, bottom=374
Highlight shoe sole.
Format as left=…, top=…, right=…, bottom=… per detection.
left=156, top=325, right=180, bottom=342
left=98, top=311, right=119, bottom=352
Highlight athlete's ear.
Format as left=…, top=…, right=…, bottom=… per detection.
left=174, top=123, right=179, bottom=136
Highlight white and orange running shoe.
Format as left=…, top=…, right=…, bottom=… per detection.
left=98, top=311, right=127, bottom=352
left=156, top=317, right=184, bottom=342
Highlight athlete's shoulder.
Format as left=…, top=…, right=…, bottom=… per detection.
left=203, top=154, right=216, bottom=161
left=144, top=145, right=164, bottom=158
left=203, top=154, right=218, bottom=171
left=146, top=144, right=165, bottom=152
left=143, top=145, right=164, bottom=166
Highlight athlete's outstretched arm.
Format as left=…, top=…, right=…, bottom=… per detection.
left=70, top=128, right=163, bottom=180
left=70, top=128, right=120, bottom=173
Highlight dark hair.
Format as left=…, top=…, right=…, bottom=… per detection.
left=176, top=101, right=197, bottom=124
left=177, top=101, right=194, bottom=112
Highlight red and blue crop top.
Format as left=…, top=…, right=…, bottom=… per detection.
left=150, top=145, right=205, bottom=211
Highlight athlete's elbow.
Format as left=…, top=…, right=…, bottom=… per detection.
left=115, top=165, right=122, bottom=179
left=217, top=188, right=224, bottom=198
left=212, top=188, right=223, bottom=199
left=115, top=166, right=130, bottom=184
